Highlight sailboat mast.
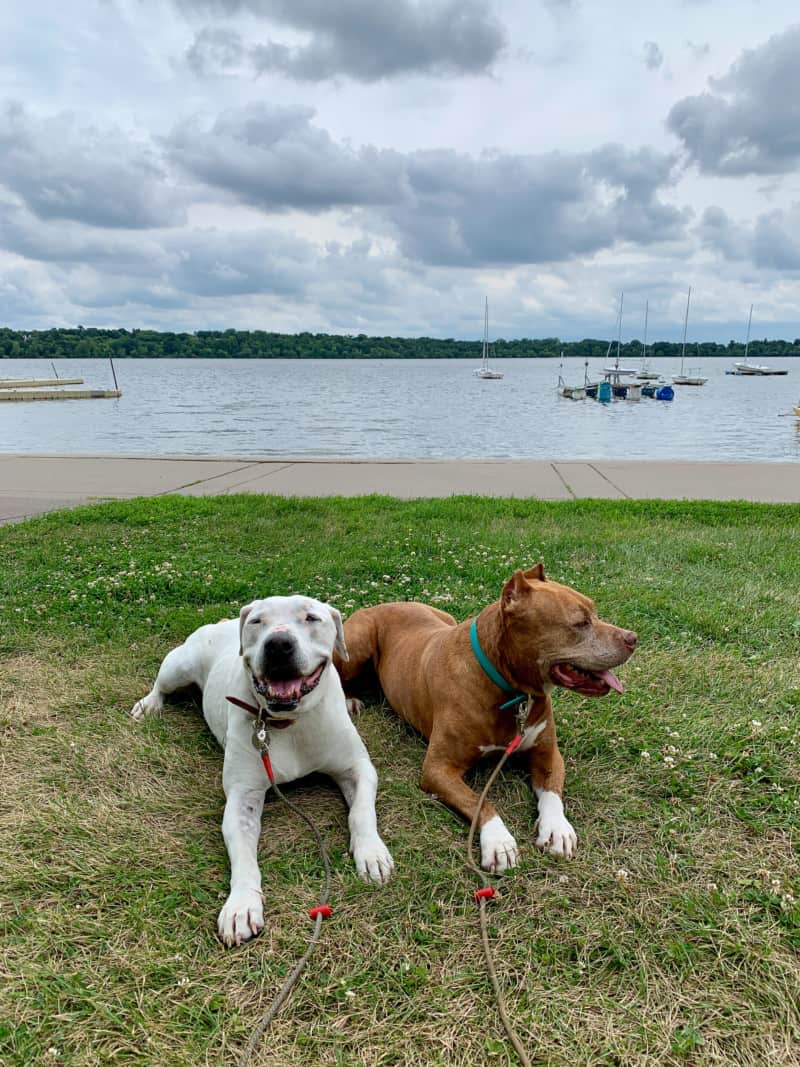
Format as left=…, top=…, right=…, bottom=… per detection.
left=680, top=286, right=691, bottom=374
left=483, top=297, right=489, bottom=370
left=643, top=299, right=649, bottom=360
left=744, top=303, right=753, bottom=362
left=616, top=291, right=624, bottom=368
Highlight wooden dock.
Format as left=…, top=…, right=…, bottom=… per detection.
left=0, top=389, right=121, bottom=401
left=0, top=377, right=84, bottom=388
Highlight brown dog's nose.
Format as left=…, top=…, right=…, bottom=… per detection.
left=622, top=630, right=637, bottom=650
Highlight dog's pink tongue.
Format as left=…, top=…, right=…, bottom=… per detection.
left=270, top=679, right=303, bottom=700
left=600, top=670, right=624, bottom=694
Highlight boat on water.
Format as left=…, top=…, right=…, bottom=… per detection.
left=636, top=301, right=661, bottom=380
left=557, top=353, right=593, bottom=399
left=598, top=291, right=640, bottom=398
left=672, top=287, right=708, bottom=386
left=603, top=292, right=638, bottom=380
left=731, top=362, right=788, bottom=376
left=726, top=305, right=788, bottom=375
left=473, top=298, right=503, bottom=380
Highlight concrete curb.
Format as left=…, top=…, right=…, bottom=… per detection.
left=1, top=453, right=799, bottom=524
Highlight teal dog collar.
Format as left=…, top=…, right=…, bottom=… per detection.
left=469, top=619, right=528, bottom=711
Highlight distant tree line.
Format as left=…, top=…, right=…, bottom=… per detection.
left=1, top=326, right=799, bottom=360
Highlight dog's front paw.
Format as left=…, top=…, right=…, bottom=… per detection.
left=351, top=836, right=394, bottom=884
left=345, top=697, right=364, bottom=716
left=535, top=813, right=577, bottom=859
left=217, top=887, right=264, bottom=947
left=480, top=815, right=519, bottom=874
left=130, top=692, right=161, bottom=721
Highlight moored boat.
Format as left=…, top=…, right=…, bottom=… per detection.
left=672, top=287, right=708, bottom=386
left=474, top=298, right=504, bottom=379
left=726, top=305, right=788, bottom=376
left=636, top=301, right=660, bottom=379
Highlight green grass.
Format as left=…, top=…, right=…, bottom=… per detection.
left=1, top=495, right=798, bottom=1066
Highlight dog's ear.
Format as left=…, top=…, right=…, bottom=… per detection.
left=328, top=605, right=349, bottom=661
left=524, top=562, right=546, bottom=582
left=238, top=602, right=254, bottom=656
left=501, top=569, right=531, bottom=609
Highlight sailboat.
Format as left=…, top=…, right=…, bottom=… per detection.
left=637, top=300, right=660, bottom=380
left=473, top=297, right=504, bottom=380
left=729, top=305, right=788, bottom=375
left=672, top=287, right=707, bottom=386
left=603, top=292, right=638, bottom=377
left=601, top=292, right=638, bottom=397
left=557, top=352, right=590, bottom=399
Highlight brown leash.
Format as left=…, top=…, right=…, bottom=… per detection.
left=227, top=696, right=333, bottom=1067
left=229, top=693, right=533, bottom=1066
left=465, top=715, right=534, bottom=1067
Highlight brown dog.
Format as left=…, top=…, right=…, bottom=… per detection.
left=337, top=564, right=636, bottom=872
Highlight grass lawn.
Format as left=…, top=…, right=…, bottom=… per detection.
left=1, top=494, right=798, bottom=1066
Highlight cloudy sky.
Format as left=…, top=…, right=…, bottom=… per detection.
left=1, top=0, right=799, bottom=341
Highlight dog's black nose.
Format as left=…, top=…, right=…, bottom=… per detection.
left=264, top=633, right=296, bottom=660
left=623, top=630, right=637, bottom=650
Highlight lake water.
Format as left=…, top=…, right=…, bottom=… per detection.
left=1, top=357, right=798, bottom=461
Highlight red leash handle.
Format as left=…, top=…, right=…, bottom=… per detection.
left=308, top=904, right=332, bottom=920
left=261, top=753, right=275, bottom=783
left=474, top=886, right=496, bottom=901
left=505, top=733, right=523, bottom=755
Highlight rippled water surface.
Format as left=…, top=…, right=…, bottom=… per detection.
left=1, top=357, right=798, bottom=460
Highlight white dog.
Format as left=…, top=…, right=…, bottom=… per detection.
left=131, top=595, right=394, bottom=946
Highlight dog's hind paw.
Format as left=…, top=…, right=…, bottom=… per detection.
left=217, top=887, right=265, bottom=948
left=352, top=836, right=394, bottom=884
left=480, top=815, right=519, bottom=874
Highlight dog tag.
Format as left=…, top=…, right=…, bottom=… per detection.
left=517, top=696, right=533, bottom=732
left=251, top=728, right=268, bottom=754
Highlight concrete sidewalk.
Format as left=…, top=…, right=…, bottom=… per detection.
left=1, top=453, right=799, bottom=524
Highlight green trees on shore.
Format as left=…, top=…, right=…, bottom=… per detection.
left=1, top=326, right=798, bottom=360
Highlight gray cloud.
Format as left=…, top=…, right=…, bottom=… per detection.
left=668, top=23, right=800, bottom=175
left=0, top=202, right=167, bottom=272
left=0, top=198, right=320, bottom=301
left=180, top=0, right=506, bottom=82
left=386, top=144, right=685, bottom=266
left=165, top=104, right=405, bottom=210
left=167, top=226, right=315, bottom=297
left=697, top=204, right=800, bottom=271
left=186, top=27, right=246, bottom=76
left=0, top=102, right=185, bottom=229
left=643, top=41, right=663, bottom=71
left=166, top=104, right=684, bottom=266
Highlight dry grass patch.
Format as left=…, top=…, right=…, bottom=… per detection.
left=2, top=641, right=799, bottom=1066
